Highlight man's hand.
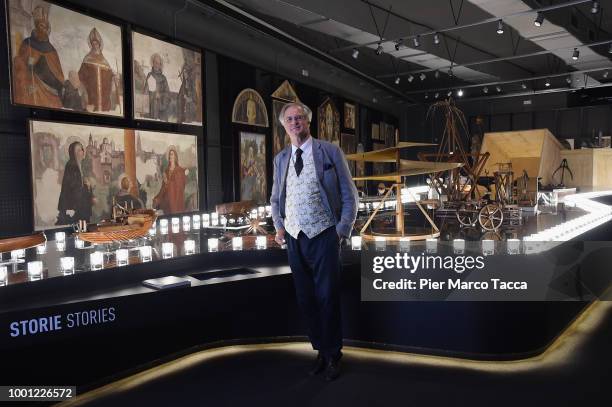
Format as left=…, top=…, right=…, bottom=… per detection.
left=275, top=228, right=286, bottom=245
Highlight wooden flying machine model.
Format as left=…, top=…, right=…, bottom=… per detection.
left=77, top=202, right=157, bottom=244
left=0, top=232, right=46, bottom=253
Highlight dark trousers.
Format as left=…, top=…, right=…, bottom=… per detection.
left=285, top=226, right=342, bottom=359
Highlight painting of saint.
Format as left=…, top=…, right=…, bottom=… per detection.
left=271, top=80, right=299, bottom=102
left=344, top=102, right=356, bottom=129
left=318, top=98, right=340, bottom=146
left=132, top=31, right=203, bottom=125
left=240, top=132, right=266, bottom=204
left=272, top=100, right=290, bottom=156
left=29, top=120, right=126, bottom=230
left=136, top=130, right=199, bottom=214
left=7, top=0, right=123, bottom=116
left=232, top=89, right=269, bottom=127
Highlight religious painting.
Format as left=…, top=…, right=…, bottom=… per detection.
left=344, top=102, right=356, bottom=130
left=317, top=98, right=340, bottom=146
left=272, top=99, right=290, bottom=157
left=135, top=130, right=199, bottom=215
left=372, top=123, right=380, bottom=141
left=239, top=132, right=267, bottom=204
left=341, top=133, right=356, bottom=176
left=7, top=0, right=124, bottom=116
left=29, top=120, right=127, bottom=230
left=232, top=88, right=268, bottom=127
left=132, top=31, right=202, bottom=125
left=271, top=79, right=299, bottom=102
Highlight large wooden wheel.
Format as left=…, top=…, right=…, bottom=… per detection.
left=456, top=203, right=479, bottom=227
left=478, top=203, right=503, bottom=231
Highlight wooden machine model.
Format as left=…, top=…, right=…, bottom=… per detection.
left=77, top=203, right=157, bottom=244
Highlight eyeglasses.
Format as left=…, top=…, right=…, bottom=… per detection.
left=284, top=115, right=307, bottom=123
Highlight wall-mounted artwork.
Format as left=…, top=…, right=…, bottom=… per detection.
left=344, top=102, right=356, bottom=130
left=372, top=123, right=380, bottom=141
left=272, top=100, right=290, bottom=156
left=232, top=88, right=269, bottom=127
left=341, top=133, right=356, bottom=176
left=355, top=142, right=365, bottom=188
left=136, top=130, right=199, bottom=215
left=29, top=120, right=198, bottom=230
left=271, top=79, right=299, bottom=102
left=239, top=132, right=267, bottom=204
left=7, top=0, right=124, bottom=116
left=384, top=123, right=395, bottom=147
left=318, top=98, right=340, bottom=146
left=132, top=31, right=202, bottom=125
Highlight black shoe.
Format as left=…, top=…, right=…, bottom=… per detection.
left=324, top=354, right=342, bottom=381
left=308, top=353, right=326, bottom=376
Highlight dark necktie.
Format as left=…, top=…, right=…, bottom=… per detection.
left=295, top=148, right=303, bottom=176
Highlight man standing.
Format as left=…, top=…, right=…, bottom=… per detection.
left=270, top=102, right=358, bottom=381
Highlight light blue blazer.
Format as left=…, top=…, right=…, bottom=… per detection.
left=270, top=138, right=358, bottom=238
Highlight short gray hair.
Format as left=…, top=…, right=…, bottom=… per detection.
left=278, top=102, right=312, bottom=125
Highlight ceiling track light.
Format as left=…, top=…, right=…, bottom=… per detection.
left=591, top=1, right=599, bottom=14
left=566, top=76, right=572, bottom=84
left=375, top=43, right=383, bottom=55
left=434, top=70, right=440, bottom=79
left=447, top=90, right=452, bottom=97
left=395, top=76, right=401, bottom=85
left=521, top=83, right=527, bottom=90
left=545, top=78, right=551, bottom=87
left=352, top=48, right=359, bottom=59
left=608, top=43, right=612, bottom=54
left=424, top=94, right=429, bottom=99
left=457, top=89, right=464, bottom=97
left=496, top=86, right=502, bottom=92
left=604, top=71, right=609, bottom=79
left=534, top=12, right=544, bottom=27
left=496, top=19, right=504, bottom=35
left=413, top=35, right=421, bottom=48
left=483, top=86, right=488, bottom=94
left=434, top=92, right=439, bottom=98
left=420, top=73, right=426, bottom=81
left=434, top=33, right=440, bottom=45
left=572, top=48, right=580, bottom=60
left=408, top=74, right=414, bottom=83
left=394, top=40, right=402, bottom=51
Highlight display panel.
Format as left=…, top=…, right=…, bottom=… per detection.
left=344, top=102, right=356, bottom=130
left=29, top=120, right=199, bottom=230
left=231, top=88, right=268, bottom=127
left=6, top=0, right=124, bottom=116
left=239, top=132, right=266, bottom=204
left=131, top=31, right=202, bottom=125
left=317, top=98, right=340, bottom=146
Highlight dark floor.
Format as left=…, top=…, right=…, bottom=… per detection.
left=61, top=301, right=612, bottom=407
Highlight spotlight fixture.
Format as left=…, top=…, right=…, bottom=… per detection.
left=434, top=92, right=439, bottom=98
left=566, top=76, right=572, bottom=84
left=545, top=78, right=551, bottom=87
left=352, top=48, right=359, bottom=59
left=496, top=85, right=502, bottom=92
left=434, top=33, right=440, bottom=45
left=447, top=90, right=452, bottom=97
left=608, top=43, right=612, bottom=54
left=375, top=43, right=384, bottom=55
left=604, top=70, right=609, bottom=79
left=591, top=1, right=599, bottom=14
left=448, top=68, right=454, bottom=77
left=483, top=86, right=488, bottom=94
left=408, top=74, right=414, bottom=83
left=413, top=35, right=421, bottom=48
left=572, top=48, right=579, bottom=60
left=496, top=19, right=504, bottom=35
left=394, top=40, right=402, bottom=51
left=457, top=89, right=464, bottom=97
left=424, top=94, right=429, bottom=99
left=395, top=76, right=401, bottom=85
left=521, top=83, right=527, bottom=89
left=372, top=97, right=378, bottom=103
left=420, top=73, right=426, bottom=81
left=534, top=12, right=544, bottom=27
left=434, top=70, right=440, bottom=79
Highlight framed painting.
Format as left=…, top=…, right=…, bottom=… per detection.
left=232, top=88, right=269, bottom=127
left=239, top=132, right=267, bottom=204
left=344, top=102, right=356, bottom=130
left=317, top=97, right=340, bottom=146
left=7, top=0, right=124, bottom=116
left=355, top=142, right=365, bottom=188
left=132, top=30, right=203, bottom=125
left=271, top=79, right=299, bottom=102
left=372, top=123, right=380, bottom=141
left=341, top=133, right=356, bottom=176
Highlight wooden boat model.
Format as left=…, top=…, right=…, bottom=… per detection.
left=0, top=232, right=46, bottom=253
left=77, top=209, right=157, bottom=244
